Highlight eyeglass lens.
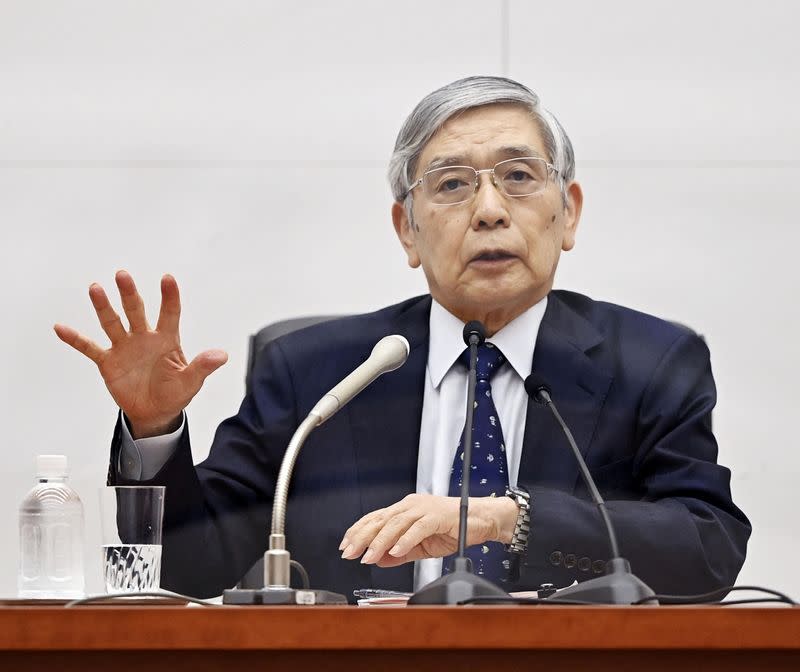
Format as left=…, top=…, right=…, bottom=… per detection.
left=422, top=158, right=550, bottom=205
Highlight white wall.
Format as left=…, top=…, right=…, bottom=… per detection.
left=1, top=0, right=797, bottom=599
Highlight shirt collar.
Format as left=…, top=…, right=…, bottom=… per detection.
left=427, top=295, right=548, bottom=388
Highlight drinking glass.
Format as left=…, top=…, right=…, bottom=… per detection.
left=98, top=486, right=165, bottom=593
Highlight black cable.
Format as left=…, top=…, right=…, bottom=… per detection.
left=463, top=585, right=796, bottom=607
left=290, top=560, right=311, bottom=589
left=633, top=584, right=796, bottom=606
left=714, top=598, right=793, bottom=606
left=65, top=590, right=221, bottom=607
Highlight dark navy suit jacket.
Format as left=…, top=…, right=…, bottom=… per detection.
left=111, top=290, right=750, bottom=599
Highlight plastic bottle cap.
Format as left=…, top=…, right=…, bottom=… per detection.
left=36, top=455, right=68, bottom=478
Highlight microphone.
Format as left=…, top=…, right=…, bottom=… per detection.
left=454, top=321, right=485, bottom=559
left=223, top=334, right=410, bottom=606
left=523, top=373, right=656, bottom=605
left=462, top=319, right=486, bottom=347
left=309, top=334, right=410, bottom=424
left=408, top=321, right=510, bottom=604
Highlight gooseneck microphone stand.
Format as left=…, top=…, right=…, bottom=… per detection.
left=223, top=334, right=410, bottom=605
left=224, top=411, right=348, bottom=605
left=408, top=321, right=511, bottom=605
left=524, top=374, right=656, bottom=605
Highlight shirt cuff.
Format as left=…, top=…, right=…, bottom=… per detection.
left=117, top=411, right=186, bottom=480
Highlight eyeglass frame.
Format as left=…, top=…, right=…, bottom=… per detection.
left=401, top=156, right=562, bottom=205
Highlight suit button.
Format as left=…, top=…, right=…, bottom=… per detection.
left=549, top=551, right=563, bottom=566
left=564, top=553, right=577, bottom=569
left=592, top=560, right=606, bottom=575
left=578, top=556, right=591, bottom=572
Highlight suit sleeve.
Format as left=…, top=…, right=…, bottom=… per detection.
left=517, top=332, right=751, bottom=596
left=108, top=339, right=298, bottom=598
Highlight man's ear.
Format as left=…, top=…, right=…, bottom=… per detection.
left=561, top=181, right=583, bottom=252
left=392, top=201, right=421, bottom=268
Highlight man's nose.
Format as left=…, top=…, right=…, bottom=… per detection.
left=471, top=173, right=510, bottom=229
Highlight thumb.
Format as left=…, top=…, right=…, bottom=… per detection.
left=186, top=349, right=228, bottom=387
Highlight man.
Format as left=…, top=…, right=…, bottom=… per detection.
left=55, top=76, right=750, bottom=599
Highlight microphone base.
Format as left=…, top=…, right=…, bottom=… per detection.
left=222, top=587, right=348, bottom=606
left=407, top=557, right=511, bottom=605
left=547, top=557, right=657, bottom=605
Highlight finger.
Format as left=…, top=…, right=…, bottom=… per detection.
left=53, top=323, right=105, bottom=364
left=375, top=545, right=431, bottom=566
left=340, top=507, right=388, bottom=548
left=374, top=553, right=412, bottom=568
left=361, top=514, right=418, bottom=564
left=115, top=270, right=150, bottom=332
left=386, top=517, right=440, bottom=559
left=343, top=506, right=388, bottom=534
left=340, top=511, right=390, bottom=559
left=156, top=274, right=181, bottom=335
left=377, top=544, right=446, bottom=566
left=185, top=349, right=228, bottom=389
left=339, top=509, right=382, bottom=559
left=88, top=283, right=127, bottom=344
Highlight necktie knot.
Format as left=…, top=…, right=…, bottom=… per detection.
left=459, top=343, right=506, bottom=381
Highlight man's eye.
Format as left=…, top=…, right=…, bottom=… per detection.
left=437, top=178, right=469, bottom=193
left=506, top=170, right=535, bottom=183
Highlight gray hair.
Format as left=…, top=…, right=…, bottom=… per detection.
left=388, top=76, right=575, bottom=217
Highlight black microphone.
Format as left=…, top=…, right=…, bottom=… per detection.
left=408, top=321, right=510, bottom=604
left=454, top=321, right=485, bottom=558
left=463, top=320, right=486, bottom=347
left=524, top=373, right=656, bottom=605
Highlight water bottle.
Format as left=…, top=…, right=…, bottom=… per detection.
left=18, top=455, right=85, bottom=599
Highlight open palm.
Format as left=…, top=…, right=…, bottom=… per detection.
left=54, top=271, right=227, bottom=437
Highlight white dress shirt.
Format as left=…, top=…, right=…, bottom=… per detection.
left=120, top=296, right=547, bottom=591
left=413, top=297, right=546, bottom=589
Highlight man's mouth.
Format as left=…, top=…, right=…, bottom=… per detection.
left=471, top=250, right=517, bottom=263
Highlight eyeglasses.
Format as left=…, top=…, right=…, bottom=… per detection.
left=404, top=156, right=560, bottom=205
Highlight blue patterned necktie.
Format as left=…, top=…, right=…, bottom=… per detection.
left=442, top=342, right=510, bottom=583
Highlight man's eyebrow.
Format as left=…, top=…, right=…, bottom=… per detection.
left=423, top=146, right=546, bottom=173
left=497, top=145, right=545, bottom=159
left=424, top=156, right=468, bottom=172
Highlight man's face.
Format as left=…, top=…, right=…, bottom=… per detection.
left=393, top=103, right=582, bottom=328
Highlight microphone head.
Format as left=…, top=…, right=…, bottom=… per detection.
left=462, top=320, right=486, bottom=347
left=524, top=373, right=552, bottom=404
left=369, top=334, right=410, bottom=373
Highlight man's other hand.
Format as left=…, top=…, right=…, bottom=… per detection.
left=54, top=270, right=228, bottom=438
left=339, top=493, right=518, bottom=567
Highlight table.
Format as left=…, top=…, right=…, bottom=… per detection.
left=1, top=605, right=798, bottom=671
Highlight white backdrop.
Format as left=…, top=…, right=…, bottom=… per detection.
left=1, top=0, right=798, bottom=599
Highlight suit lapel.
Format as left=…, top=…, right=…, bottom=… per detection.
left=348, top=296, right=431, bottom=591
left=519, top=293, right=613, bottom=493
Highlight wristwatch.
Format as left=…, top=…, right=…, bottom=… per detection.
left=504, top=485, right=531, bottom=554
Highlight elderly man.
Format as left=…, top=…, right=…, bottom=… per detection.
left=56, top=76, right=749, bottom=599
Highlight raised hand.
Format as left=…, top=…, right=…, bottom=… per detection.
left=54, top=270, right=228, bottom=438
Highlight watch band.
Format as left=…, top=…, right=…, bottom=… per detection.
left=505, top=485, right=531, bottom=554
